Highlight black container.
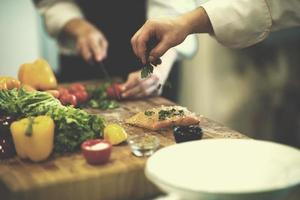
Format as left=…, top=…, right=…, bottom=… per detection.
left=0, top=115, right=16, bottom=159
left=173, top=125, right=203, bottom=143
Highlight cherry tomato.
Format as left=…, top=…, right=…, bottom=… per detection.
left=68, top=94, right=78, bottom=107
left=69, top=83, right=86, bottom=94
left=106, top=83, right=122, bottom=99
left=59, top=94, right=78, bottom=107
left=58, top=87, right=70, bottom=98
left=74, top=91, right=89, bottom=103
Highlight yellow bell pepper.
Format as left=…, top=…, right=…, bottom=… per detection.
left=0, top=76, right=21, bottom=90
left=10, top=116, right=55, bottom=162
left=18, top=58, right=57, bottom=90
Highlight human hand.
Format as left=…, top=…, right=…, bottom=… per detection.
left=131, top=17, right=188, bottom=65
left=131, top=7, right=212, bottom=65
left=120, top=70, right=161, bottom=99
left=63, top=18, right=108, bottom=62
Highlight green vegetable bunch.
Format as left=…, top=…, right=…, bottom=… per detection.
left=0, top=88, right=105, bottom=153
left=85, top=84, right=119, bottom=110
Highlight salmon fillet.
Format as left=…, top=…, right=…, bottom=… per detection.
left=125, top=106, right=200, bottom=130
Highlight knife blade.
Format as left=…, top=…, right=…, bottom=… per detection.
left=92, top=60, right=121, bottom=100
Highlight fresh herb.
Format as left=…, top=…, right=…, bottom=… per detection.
left=85, top=84, right=119, bottom=110
left=144, top=110, right=155, bottom=116
left=141, top=62, right=154, bottom=78
left=0, top=88, right=105, bottom=153
left=158, top=109, right=185, bottom=121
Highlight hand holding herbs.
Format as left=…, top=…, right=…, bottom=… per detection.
left=140, top=37, right=162, bottom=79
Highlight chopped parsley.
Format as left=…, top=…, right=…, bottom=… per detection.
left=158, top=109, right=185, bottom=121
left=141, top=62, right=154, bottom=78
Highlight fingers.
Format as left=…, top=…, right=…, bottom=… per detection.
left=122, top=75, right=159, bottom=98
left=134, top=83, right=160, bottom=98
left=131, top=21, right=154, bottom=64
left=149, top=37, right=174, bottom=63
left=77, top=39, right=92, bottom=62
left=76, top=31, right=108, bottom=63
left=121, top=73, right=140, bottom=92
left=90, top=36, right=108, bottom=62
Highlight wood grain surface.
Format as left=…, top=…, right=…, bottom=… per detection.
left=0, top=96, right=248, bottom=200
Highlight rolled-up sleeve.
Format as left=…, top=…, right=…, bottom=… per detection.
left=147, top=0, right=199, bottom=59
left=201, top=0, right=300, bottom=48
left=36, top=0, right=84, bottom=37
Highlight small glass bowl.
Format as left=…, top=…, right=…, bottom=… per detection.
left=128, top=134, right=160, bottom=157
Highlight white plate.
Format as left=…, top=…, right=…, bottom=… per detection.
left=146, top=139, right=300, bottom=200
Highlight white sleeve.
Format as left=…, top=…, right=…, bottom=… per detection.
left=201, top=0, right=300, bottom=48
left=147, top=0, right=199, bottom=59
left=267, top=0, right=300, bottom=31
left=36, top=0, right=84, bottom=37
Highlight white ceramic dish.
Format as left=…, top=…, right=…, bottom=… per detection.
left=146, top=139, right=300, bottom=200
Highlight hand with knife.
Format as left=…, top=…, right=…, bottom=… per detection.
left=63, top=18, right=108, bottom=62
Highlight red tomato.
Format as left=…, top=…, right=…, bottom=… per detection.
left=106, top=83, right=122, bottom=99
left=58, top=87, right=70, bottom=98
left=74, top=91, right=89, bottom=103
left=59, top=94, right=78, bottom=107
left=69, top=83, right=86, bottom=94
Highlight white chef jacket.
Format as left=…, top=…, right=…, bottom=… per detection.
left=149, top=0, right=300, bottom=49
left=35, top=0, right=197, bottom=58
left=36, top=0, right=300, bottom=54
left=201, top=0, right=300, bottom=48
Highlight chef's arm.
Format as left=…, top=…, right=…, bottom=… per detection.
left=132, top=0, right=300, bottom=62
left=34, top=0, right=83, bottom=38
left=34, top=0, right=108, bottom=61
left=201, top=0, right=300, bottom=48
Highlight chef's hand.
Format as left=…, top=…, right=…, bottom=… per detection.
left=120, top=70, right=161, bottom=99
left=131, top=7, right=212, bottom=64
left=121, top=48, right=178, bottom=99
left=63, top=18, right=108, bottom=62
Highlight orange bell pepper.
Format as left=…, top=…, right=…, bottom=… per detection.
left=18, top=58, right=57, bottom=90
left=0, top=76, right=21, bottom=90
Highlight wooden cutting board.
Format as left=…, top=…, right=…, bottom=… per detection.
left=0, top=97, right=248, bottom=200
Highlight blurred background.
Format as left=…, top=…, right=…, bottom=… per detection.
left=0, top=1, right=299, bottom=148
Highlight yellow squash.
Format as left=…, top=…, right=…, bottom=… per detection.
left=0, top=76, right=20, bottom=90
left=18, top=58, right=57, bottom=90
left=10, top=116, right=55, bottom=162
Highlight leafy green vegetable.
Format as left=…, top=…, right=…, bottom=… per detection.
left=141, top=62, right=154, bottom=78
left=85, top=84, right=119, bottom=110
left=0, top=88, right=105, bottom=153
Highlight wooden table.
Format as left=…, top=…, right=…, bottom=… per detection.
left=0, top=97, right=248, bottom=200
